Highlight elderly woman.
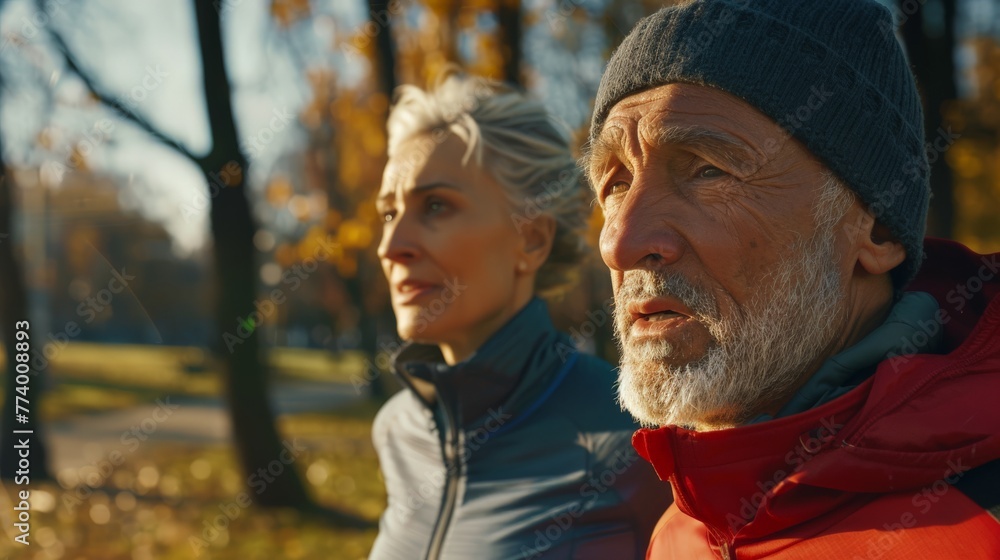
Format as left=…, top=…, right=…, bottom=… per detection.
left=368, top=74, right=669, bottom=560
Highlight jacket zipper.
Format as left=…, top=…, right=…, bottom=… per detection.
left=425, top=398, right=461, bottom=560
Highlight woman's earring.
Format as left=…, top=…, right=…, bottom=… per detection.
left=517, top=261, right=527, bottom=272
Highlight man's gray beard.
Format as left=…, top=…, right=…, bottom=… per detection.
left=613, top=228, right=847, bottom=430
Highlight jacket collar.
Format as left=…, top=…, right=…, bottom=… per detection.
left=392, top=297, right=569, bottom=428
left=752, top=290, right=943, bottom=422
left=633, top=239, right=1000, bottom=544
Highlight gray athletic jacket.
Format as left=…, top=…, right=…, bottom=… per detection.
left=369, top=298, right=671, bottom=560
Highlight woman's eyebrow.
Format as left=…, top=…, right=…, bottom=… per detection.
left=410, top=182, right=462, bottom=195
left=377, top=182, right=462, bottom=205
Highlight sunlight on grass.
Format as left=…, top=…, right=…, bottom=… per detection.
left=2, top=407, right=386, bottom=559
left=0, top=343, right=390, bottom=557
left=0, top=342, right=370, bottom=391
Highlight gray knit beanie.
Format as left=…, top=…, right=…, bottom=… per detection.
left=591, top=0, right=930, bottom=289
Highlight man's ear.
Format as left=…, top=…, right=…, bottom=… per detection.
left=518, top=215, right=557, bottom=274
left=850, top=210, right=906, bottom=275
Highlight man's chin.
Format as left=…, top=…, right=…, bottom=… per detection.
left=616, top=357, right=753, bottom=431
left=615, top=360, right=673, bottom=428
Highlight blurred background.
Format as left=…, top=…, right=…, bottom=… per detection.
left=0, top=0, right=997, bottom=558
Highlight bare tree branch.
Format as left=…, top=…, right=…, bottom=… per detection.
left=38, top=2, right=203, bottom=167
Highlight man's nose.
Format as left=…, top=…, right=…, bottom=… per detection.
left=599, top=179, right=685, bottom=272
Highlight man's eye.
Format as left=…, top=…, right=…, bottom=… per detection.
left=697, top=166, right=726, bottom=179
left=604, top=181, right=630, bottom=199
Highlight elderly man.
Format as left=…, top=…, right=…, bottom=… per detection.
left=586, top=0, right=1000, bottom=558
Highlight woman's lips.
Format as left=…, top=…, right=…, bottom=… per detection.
left=394, top=281, right=441, bottom=304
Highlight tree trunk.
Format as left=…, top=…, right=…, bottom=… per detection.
left=497, top=0, right=523, bottom=86
left=368, top=0, right=399, bottom=95
left=193, top=0, right=311, bottom=508
left=359, top=0, right=401, bottom=400
left=899, top=0, right=957, bottom=238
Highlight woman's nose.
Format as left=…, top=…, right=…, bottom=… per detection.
left=377, top=213, right=421, bottom=263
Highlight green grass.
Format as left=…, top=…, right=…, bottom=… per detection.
left=0, top=343, right=390, bottom=559
left=1, top=342, right=376, bottom=421
left=6, top=342, right=371, bottom=389
left=1, top=402, right=386, bottom=559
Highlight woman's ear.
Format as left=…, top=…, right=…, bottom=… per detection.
left=518, top=215, right=557, bottom=273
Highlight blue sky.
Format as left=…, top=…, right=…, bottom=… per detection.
left=1, top=0, right=996, bottom=257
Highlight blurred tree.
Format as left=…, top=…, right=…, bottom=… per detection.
left=497, top=0, right=523, bottom=85
left=898, top=0, right=958, bottom=238
left=949, top=36, right=1000, bottom=251
left=369, top=0, right=399, bottom=94
left=37, top=0, right=364, bottom=518
left=0, top=68, right=52, bottom=481
left=363, top=0, right=399, bottom=399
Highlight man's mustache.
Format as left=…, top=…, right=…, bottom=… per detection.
left=614, top=270, right=719, bottom=322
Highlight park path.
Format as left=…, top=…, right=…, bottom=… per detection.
left=43, top=379, right=365, bottom=474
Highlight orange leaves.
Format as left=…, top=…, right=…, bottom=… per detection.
left=68, top=144, right=90, bottom=172
left=270, top=0, right=311, bottom=28
left=949, top=38, right=1000, bottom=253
left=336, top=218, right=373, bottom=250
left=266, top=176, right=294, bottom=207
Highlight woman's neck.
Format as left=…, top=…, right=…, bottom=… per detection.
left=438, top=291, right=534, bottom=365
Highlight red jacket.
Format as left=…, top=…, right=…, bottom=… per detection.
left=635, top=239, right=1000, bottom=559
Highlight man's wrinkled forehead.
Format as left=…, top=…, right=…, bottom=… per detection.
left=589, top=83, right=810, bottom=176
left=592, top=87, right=771, bottom=168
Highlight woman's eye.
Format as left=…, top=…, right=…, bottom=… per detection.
left=425, top=198, right=447, bottom=214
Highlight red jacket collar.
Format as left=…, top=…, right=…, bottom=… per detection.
left=633, top=238, right=1000, bottom=544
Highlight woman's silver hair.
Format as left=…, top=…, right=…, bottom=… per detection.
left=385, top=73, right=591, bottom=297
